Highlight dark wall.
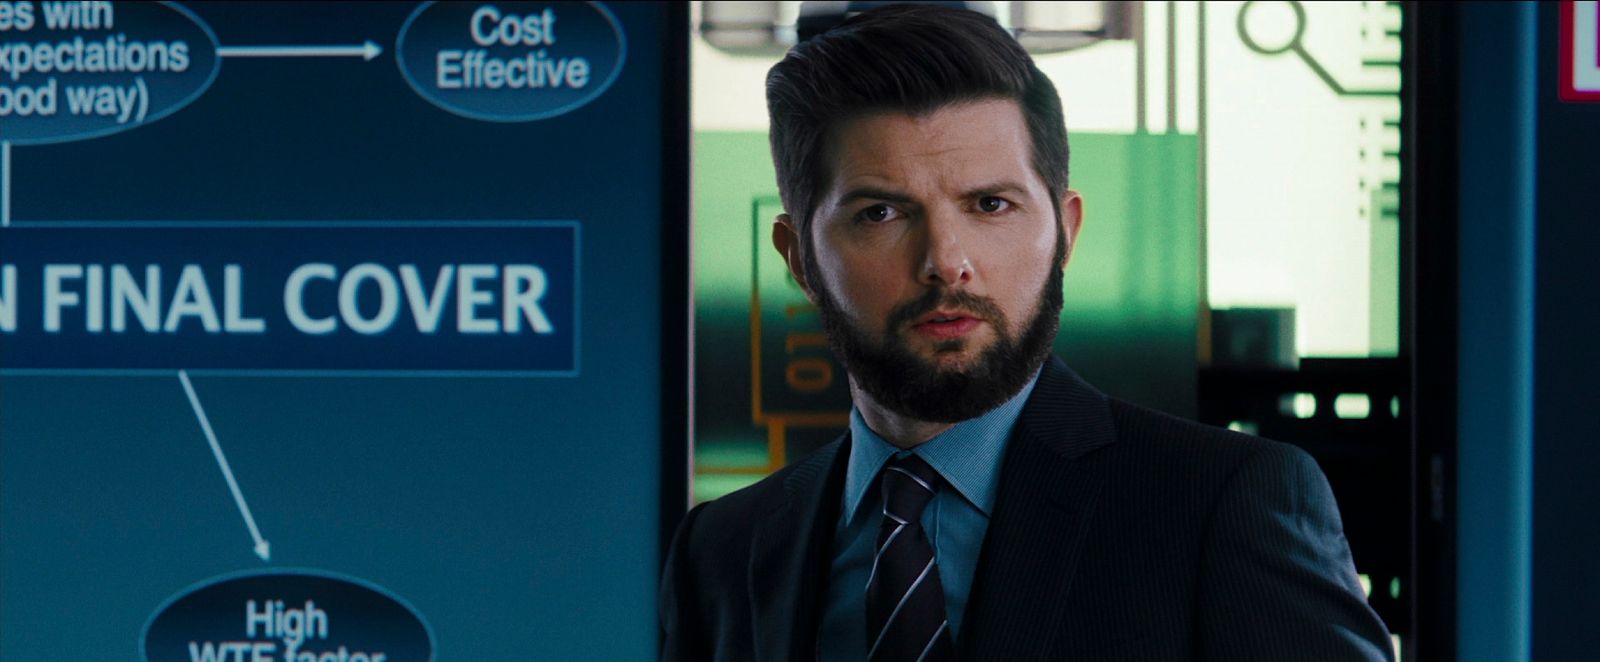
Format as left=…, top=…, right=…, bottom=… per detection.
left=1532, top=4, right=1600, bottom=661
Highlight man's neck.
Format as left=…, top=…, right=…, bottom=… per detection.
left=849, top=382, right=955, bottom=449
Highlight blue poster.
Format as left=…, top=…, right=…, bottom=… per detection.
left=0, top=2, right=677, bottom=659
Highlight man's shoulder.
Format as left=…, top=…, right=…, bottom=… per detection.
left=1105, top=396, right=1277, bottom=450
left=1025, top=357, right=1310, bottom=474
left=679, top=436, right=846, bottom=548
left=662, top=439, right=851, bottom=653
left=1097, top=395, right=1319, bottom=486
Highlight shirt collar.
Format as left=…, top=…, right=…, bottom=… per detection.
left=841, top=369, right=1041, bottom=526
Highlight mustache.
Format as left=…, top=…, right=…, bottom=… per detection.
left=885, top=288, right=1006, bottom=333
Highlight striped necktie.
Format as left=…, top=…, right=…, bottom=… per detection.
left=865, top=454, right=955, bottom=661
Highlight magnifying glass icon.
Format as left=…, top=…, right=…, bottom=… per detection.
left=1237, top=0, right=1308, bottom=57
left=1236, top=0, right=1386, bottom=97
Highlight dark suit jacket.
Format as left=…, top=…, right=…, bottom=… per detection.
left=661, top=358, right=1393, bottom=661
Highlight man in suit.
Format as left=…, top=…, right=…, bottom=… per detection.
left=661, top=4, right=1393, bottom=660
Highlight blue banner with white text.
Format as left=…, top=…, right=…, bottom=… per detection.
left=0, top=2, right=670, bottom=660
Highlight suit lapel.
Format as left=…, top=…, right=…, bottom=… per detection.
left=748, top=436, right=850, bottom=662
left=959, top=358, right=1120, bottom=658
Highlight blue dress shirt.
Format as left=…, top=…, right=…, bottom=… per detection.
left=817, top=372, right=1041, bottom=660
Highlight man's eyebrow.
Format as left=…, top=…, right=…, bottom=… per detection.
left=834, top=181, right=1032, bottom=206
left=962, top=181, right=1031, bottom=198
left=837, top=186, right=916, bottom=205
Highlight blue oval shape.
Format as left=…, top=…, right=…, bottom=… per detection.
left=0, top=1, right=220, bottom=145
left=396, top=1, right=627, bottom=122
left=141, top=569, right=434, bottom=662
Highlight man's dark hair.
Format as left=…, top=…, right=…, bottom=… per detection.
left=765, top=3, right=1070, bottom=241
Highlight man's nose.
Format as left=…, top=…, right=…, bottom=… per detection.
left=918, top=210, right=973, bottom=287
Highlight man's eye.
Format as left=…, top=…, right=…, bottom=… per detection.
left=978, top=196, right=1010, bottom=213
left=856, top=204, right=896, bottom=223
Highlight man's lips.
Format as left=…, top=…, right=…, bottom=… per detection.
left=910, top=311, right=983, bottom=339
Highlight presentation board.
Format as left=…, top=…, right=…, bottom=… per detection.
left=0, top=2, right=687, bottom=659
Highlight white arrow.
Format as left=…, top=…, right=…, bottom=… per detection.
left=217, top=41, right=383, bottom=61
left=179, top=370, right=271, bottom=562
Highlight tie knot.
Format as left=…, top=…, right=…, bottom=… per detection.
left=880, top=454, right=941, bottom=524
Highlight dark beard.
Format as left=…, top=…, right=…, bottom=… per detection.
left=806, top=229, right=1064, bottom=424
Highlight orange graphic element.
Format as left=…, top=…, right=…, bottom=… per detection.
left=734, top=199, right=850, bottom=473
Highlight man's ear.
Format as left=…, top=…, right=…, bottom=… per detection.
left=1059, top=190, right=1085, bottom=268
left=772, top=213, right=818, bottom=303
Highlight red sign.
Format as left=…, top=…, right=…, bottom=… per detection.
left=1561, top=1, right=1600, bottom=101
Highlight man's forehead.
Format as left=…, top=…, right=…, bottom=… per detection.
left=822, top=99, right=1036, bottom=195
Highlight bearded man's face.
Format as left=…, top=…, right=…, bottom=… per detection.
left=778, top=99, right=1081, bottom=422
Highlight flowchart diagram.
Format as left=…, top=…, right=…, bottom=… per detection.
left=0, top=2, right=670, bottom=660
